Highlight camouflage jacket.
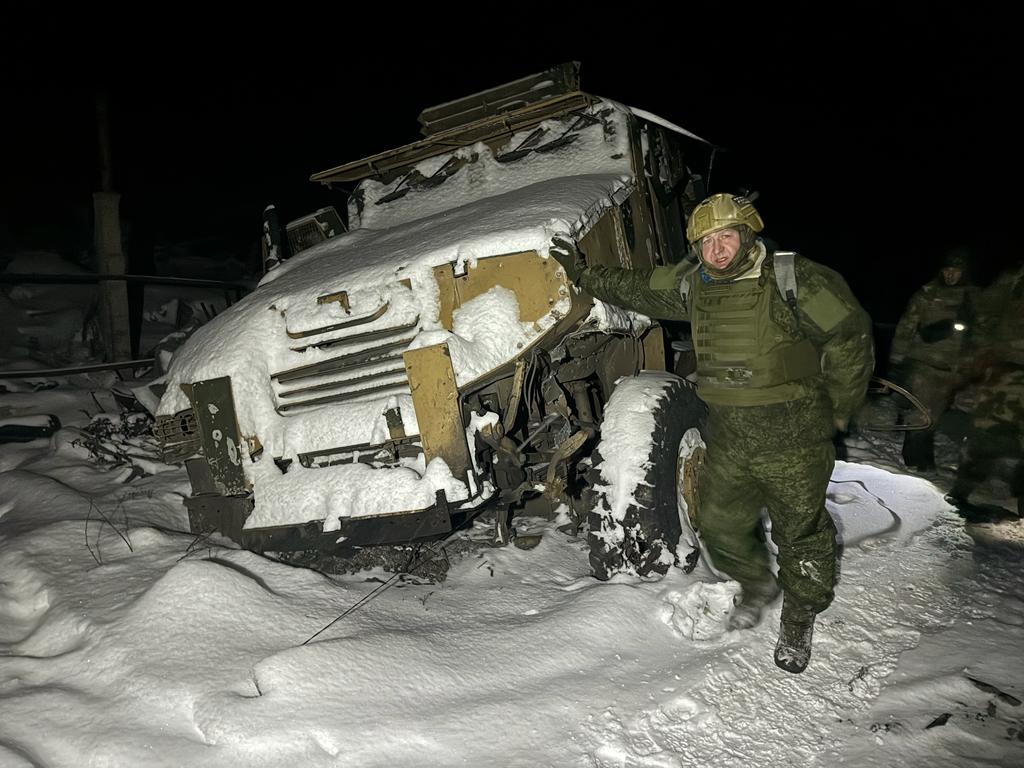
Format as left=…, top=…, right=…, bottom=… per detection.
left=579, top=245, right=874, bottom=422
left=952, top=265, right=1024, bottom=427
left=891, top=276, right=979, bottom=370
left=976, top=263, right=1024, bottom=367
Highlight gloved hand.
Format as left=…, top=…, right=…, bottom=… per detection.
left=548, top=236, right=585, bottom=284
left=918, top=318, right=956, bottom=343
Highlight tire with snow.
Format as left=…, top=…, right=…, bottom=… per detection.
left=587, top=372, right=707, bottom=580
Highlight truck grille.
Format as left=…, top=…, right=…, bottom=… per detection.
left=271, top=321, right=418, bottom=413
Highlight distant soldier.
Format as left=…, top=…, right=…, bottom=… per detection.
left=946, top=258, right=1024, bottom=518
left=889, top=249, right=978, bottom=470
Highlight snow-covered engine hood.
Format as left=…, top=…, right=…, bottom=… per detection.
left=157, top=173, right=634, bottom=462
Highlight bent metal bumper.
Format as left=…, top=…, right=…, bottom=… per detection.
left=182, top=341, right=480, bottom=552
left=184, top=488, right=465, bottom=553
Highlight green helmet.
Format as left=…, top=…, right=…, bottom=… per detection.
left=686, top=193, right=764, bottom=244
left=943, top=247, right=970, bottom=270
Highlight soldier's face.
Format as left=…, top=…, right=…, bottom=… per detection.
left=700, top=228, right=742, bottom=270
left=942, top=267, right=963, bottom=285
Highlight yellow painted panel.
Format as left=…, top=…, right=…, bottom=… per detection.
left=403, top=342, right=471, bottom=482
left=433, top=252, right=564, bottom=330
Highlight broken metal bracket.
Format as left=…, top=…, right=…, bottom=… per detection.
left=543, top=428, right=591, bottom=500
left=189, top=377, right=248, bottom=496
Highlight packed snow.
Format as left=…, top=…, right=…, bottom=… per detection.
left=592, top=372, right=674, bottom=522
left=245, top=455, right=469, bottom=531
left=2, top=364, right=1023, bottom=767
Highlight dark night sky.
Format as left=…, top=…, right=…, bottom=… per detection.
left=2, top=9, right=1014, bottom=325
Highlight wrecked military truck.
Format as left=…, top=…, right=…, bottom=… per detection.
left=152, top=62, right=712, bottom=578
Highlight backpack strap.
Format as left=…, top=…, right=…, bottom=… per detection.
left=677, top=261, right=701, bottom=314
left=773, top=251, right=799, bottom=320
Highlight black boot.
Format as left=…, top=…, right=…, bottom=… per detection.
left=945, top=476, right=976, bottom=513
left=728, top=578, right=781, bottom=631
left=774, top=598, right=816, bottom=674
left=902, top=431, right=936, bottom=471
left=945, top=481, right=1019, bottom=523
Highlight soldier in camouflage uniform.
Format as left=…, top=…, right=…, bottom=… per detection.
left=889, top=249, right=978, bottom=470
left=947, top=259, right=1024, bottom=518
left=550, top=193, right=873, bottom=673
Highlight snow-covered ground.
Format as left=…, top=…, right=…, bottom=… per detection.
left=2, top=367, right=1023, bottom=768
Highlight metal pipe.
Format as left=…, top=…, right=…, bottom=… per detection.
left=0, top=273, right=251, bottom=294
left=0, top=359, right=154, bottom=379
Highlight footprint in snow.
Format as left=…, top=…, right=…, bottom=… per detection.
left=827, top=492, right=860, bottom=505
left=660, top=581, right=740, bottom=641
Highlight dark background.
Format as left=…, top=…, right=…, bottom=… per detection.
left=2, top=9, right=1013, bottom=334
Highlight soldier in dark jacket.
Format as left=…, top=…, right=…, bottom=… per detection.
left=549, top=193, right=873, bottom=673
left=890, top=249, right=978, bottom=470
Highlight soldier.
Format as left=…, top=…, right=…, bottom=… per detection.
left=889, top=249, right=978, bottom=471
left=946, top=258, right=1024, bottom=519
left=549, top=193, right=873, bottom=674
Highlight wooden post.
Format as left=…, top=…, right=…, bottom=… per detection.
left=93, top=91, right=131, bottom=361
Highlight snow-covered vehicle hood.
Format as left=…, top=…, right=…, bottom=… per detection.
left=158, top=170, right=632, bottom=445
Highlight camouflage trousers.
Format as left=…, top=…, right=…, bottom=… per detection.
left=900, top=362, right=966, bottom=469
left=695, top=396, right=838, bottom=614
left=953, top=365, right=1024, bottom=504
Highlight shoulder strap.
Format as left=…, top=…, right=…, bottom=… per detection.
left=773, top=251, right=799, bottom=318
left=677, top=261, right=701, bottom=313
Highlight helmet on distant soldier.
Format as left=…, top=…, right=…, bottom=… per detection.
left=686, top=193, right=764, bottom=245
left=943, top=247, right=970, bottom=270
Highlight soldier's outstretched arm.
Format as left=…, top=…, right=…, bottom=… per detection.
left=794, top=259, right=875, bottom=424
left=577, top=264, right=690, bottom=321
left=549, top=235, right=690, bottom=321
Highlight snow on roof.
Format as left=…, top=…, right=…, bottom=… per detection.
left=350, top=100, right=632, bottom=230
left=628, top=105, right=713, bottom=146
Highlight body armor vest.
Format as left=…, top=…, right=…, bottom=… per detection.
left=907, top=283, right=975, bottom=370
left=691, top=271, right=821, bottom=406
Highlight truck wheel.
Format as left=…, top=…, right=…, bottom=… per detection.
left=587, top=372, right=706, bottom=580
